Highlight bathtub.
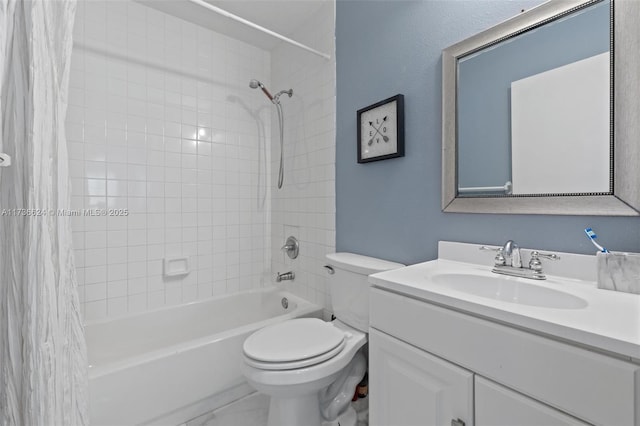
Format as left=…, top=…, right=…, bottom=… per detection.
left=85, top=288, right=322, bottom=425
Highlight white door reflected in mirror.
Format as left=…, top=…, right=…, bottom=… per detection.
left=511, top=52, right=610, bottom=195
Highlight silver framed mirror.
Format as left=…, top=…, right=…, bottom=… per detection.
left=442, top=0, right=640, bottom=215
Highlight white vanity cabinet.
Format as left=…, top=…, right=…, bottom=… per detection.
left=475, top=377, right=588, bottom=426
left=369, top=329, right=473, bottom=426
left=369, top=287, right=640, bottom=426
left=369, top=328, right=587, bottom=426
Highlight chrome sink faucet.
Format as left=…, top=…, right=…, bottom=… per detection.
left=480, top=241, right=559, bottom=280
left=502, top=240, right=522, bottom=268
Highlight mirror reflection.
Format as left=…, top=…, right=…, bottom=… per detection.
left=456, top=0, right=611, bottom=197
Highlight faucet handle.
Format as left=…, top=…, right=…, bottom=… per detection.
left=531, top=251, right=560, bottom=260
left=479, top=246, right=506, bottom=267
left=529, top=251, right=560, bottom=272
left=281, top=236, right=299, bottom=259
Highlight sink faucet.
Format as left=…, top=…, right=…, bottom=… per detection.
left=479, top=242, right=560, bottom=280
left=502, top=240, right=522, bottom=268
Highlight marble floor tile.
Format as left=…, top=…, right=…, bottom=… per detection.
left=185, top=393, right=269, bottom=426
left=185, top=392, right=369, bottom=426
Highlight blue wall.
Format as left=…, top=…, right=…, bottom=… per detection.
left=335, top=0, right=640, bottom=265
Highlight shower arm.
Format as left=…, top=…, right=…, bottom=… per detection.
left=273, top=89, right=293, bottom=103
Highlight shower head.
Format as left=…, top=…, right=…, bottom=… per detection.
left=250, top=79, right=293, bottom=190
left=249, top=79, right=274, bottom=102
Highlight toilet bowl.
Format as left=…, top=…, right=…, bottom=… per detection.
left=242, top=253, right=404, bottom=426
left=242, top=319, right=366, bottom=426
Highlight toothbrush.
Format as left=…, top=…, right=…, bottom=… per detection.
left=584, top=228, right=609, bottom=253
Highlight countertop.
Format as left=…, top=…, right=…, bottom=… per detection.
left=370, top=253, right=640, bottom=362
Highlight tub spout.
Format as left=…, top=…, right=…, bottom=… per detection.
left=276, top=271, right=295, bottom=282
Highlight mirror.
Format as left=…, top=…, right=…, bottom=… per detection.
left=442, top=0, right=640, bottom=215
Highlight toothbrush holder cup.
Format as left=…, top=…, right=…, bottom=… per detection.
left=596, top=251, right=640, bottom=295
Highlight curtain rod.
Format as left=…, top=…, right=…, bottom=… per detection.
left=186, top=0, right=331, bottom=60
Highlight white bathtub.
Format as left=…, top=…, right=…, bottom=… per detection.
left=85, top=288, right=322, bottom=425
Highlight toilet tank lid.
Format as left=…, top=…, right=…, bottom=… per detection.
left=325, top=252, right=405, bottom=275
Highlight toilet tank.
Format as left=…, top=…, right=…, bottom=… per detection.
left=325, top=253, right=404, bottom=332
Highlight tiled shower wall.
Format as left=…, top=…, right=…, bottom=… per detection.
left=270, top=1, right=336, bottom=311
left=67, top=0, right=273, bottom=320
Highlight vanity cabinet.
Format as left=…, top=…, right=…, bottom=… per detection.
left=475, top=377, right=588, bottom=426
left=369, top=287, right=640, bottom=426
left=369, top=329, right=587, bottom=426
left=369, top=329, right=473, bottom=426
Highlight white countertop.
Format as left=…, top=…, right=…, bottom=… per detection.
left=369, top=242, right=640, bottom=362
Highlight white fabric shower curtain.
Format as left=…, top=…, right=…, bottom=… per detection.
left=0, top=0, right=88, bottom=424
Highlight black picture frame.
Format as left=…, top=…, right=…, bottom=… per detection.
left=357, top=94, right=405, bottom=163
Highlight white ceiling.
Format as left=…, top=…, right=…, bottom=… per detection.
left=139, top=0, right=329, bottom=51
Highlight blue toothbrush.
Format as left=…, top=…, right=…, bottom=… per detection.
left=584, top=228, right=609, bottom=253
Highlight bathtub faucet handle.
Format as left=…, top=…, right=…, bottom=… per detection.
left=276, top=271, right=295, bottom=282
left=281, top=236, right=299, bottom=259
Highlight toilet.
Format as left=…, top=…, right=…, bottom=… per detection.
left=242, top=253, right=404, bottom=426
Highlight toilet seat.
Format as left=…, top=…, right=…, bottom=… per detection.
left=244, top=339, right=346, bottom=370
left=242, top=319, right=367, bottom=388
left=243, top=318, right=346, bottom=370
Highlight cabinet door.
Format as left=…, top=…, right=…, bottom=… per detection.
left=476, top=377, right=589, bottom=426
left=369, top=328, right=474, bottom=426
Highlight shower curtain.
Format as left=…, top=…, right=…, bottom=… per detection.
left=0, top=0, right=88, bottom=424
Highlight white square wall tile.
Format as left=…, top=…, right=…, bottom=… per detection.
left=107, top=280, right=128, bottom=298
left=128, top=278, right=147, bottom=295
left=148, top=291, right=165, bottom=309
left=128, top=293, right=147, bottom=313
left=84, top=265, right=106, bottom=284
left=84, top=248, right=107, bottom=267
left=71, top=0, right=279, bottom=320
left=85, top=282, right=107, bottom=302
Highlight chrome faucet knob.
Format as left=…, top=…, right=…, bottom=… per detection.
left=529, top=255, right=543, bottom=272
left=528, top=251, right=560, bottom=273
left=479, top=246, right=506, bottom=267
left=281, top=236, right=299, bottom=259
left=531, top=251, right=561, bottom=261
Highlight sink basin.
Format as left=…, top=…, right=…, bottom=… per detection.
left=430, top=273, right=588, bottom=309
